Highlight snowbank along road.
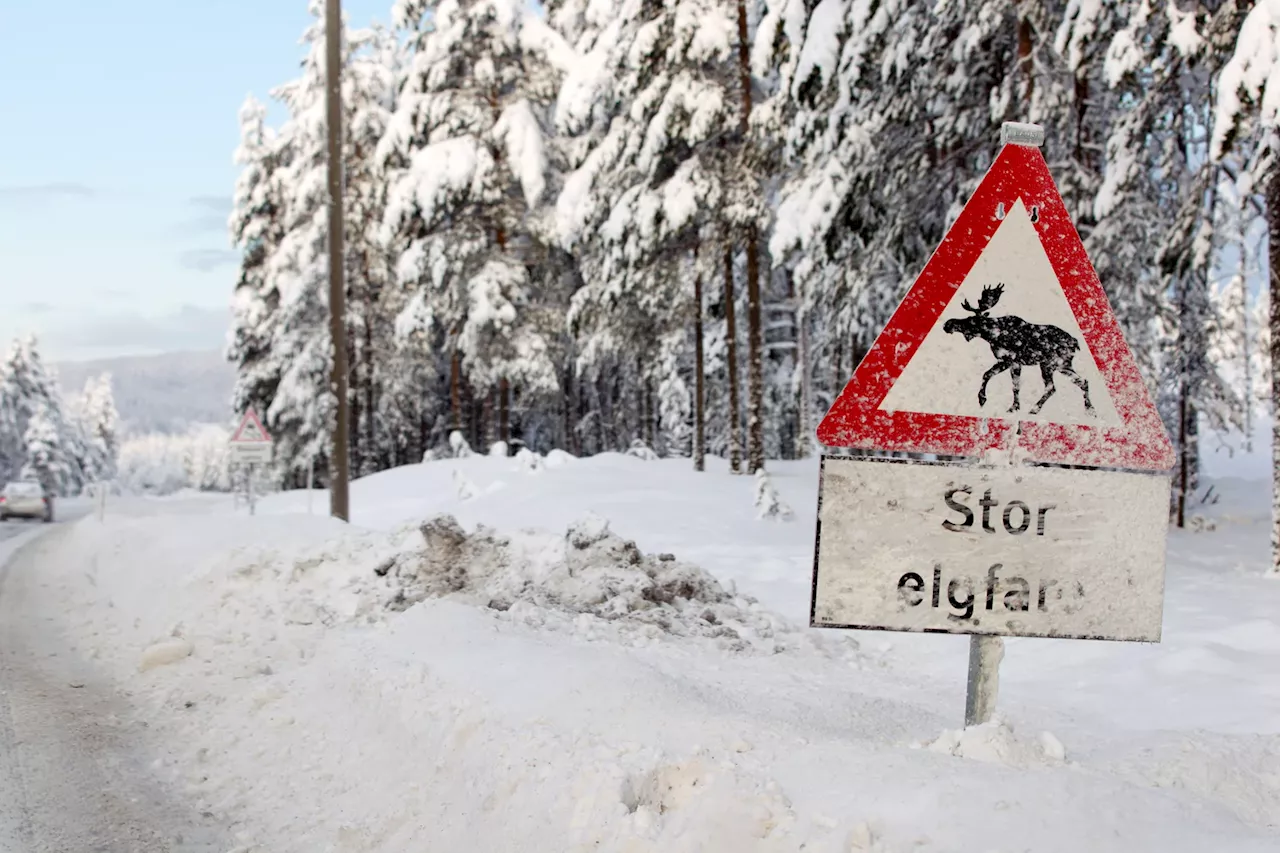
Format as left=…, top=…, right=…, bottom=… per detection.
left=0, top=507, right=228, bottom=852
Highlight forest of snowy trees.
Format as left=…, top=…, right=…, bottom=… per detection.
left=0, top=337, right=119, bottom=497
left=228, top=0, right=1277, bottom=513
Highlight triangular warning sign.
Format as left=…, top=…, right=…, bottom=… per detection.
left=231, top=408, right=272, bottom=443
left=817, top=142, right=1174, bottom=471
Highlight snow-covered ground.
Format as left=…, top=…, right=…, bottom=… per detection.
left=20, top=452, right=1280, bottom=851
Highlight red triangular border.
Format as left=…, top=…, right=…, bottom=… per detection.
left=231, top=407, right=272, bottom=443
left=816, top=144, right=1174, bottom=472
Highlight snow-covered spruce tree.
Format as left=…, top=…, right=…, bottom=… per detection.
left=345, top=22, right=399, bottom=477
left=1213, top=0, right=1280, bottom=572
left=554, top=0, right=767, bottom=466
left=0, top=336, right=85, bottom=493
left=254, top=3, right=399, bottom=482
left=74, top=373, right=120, bottom=483
left=1080, top=0, right=1249, bottom=521
left=20, top=404, right=71, bottom=496
left=381, top=0, right=568, bottom=452
left=754, top=0, right=1088, bottom=443
left=228, top=94, right=290, bottom=440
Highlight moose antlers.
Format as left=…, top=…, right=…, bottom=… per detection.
left=961, top=283, right=1005, bottom=315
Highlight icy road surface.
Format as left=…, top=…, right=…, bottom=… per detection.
left=0, top=520, right=227, bottom=852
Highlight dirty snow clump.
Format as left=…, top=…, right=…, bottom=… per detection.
left=375, top=514, right=857, bottom=656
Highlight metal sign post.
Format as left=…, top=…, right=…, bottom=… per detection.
left=810, top=125, right=1175, bottom=727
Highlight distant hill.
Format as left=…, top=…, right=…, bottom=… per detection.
left=53, top=350, right=235, bottom=437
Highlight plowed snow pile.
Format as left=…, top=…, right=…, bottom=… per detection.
left=211, top=512, right=857, bottom=658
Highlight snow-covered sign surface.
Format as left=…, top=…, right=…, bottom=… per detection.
left=811, top=135, right=1175, bottom=642
left=816, top=143, right=1174, bottom=471
left=812, top=457, right=1169, bottom=641
left=229, top=408, right=272, bottom=464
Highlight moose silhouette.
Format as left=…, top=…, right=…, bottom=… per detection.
left=942, top=283, right=1094, bottom=415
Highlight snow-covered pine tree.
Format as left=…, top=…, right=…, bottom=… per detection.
left=555, top=0, right=763, bottom=464
left=74, top=373, right=120, bottom=484
left=262, top=6, right=341, bottom=480
left=1213, top=0, right=1280, bottom=572
left=1085, top=0, right=1249, bottom=521
left=20, top=404, right=71, bottom=496
left=0, top=336, right=84, bottom=494
left=345, top=22, right=398, bottom=476
left=228, top=94, right=290, bottom=441
left=754, top=0, right=1084, bottom=455
left=251, top=2, right=400, bottom=482
left=381, top=0, right=568, bottom=451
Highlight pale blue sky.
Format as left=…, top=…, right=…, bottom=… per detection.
left=0, top=0, right=390, bottom=362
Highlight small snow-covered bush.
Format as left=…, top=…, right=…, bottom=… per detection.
left=449, top=430, right=474, bottom=458
left=625, top=439, right=658, bottom=460
left=513, top=446, right=544, bottom=472
left=754, top=470, right=793, bottom=521
left=545, top=449, right=575, bottom=467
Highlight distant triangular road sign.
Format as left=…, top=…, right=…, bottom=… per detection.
left=816, top=142, right=1174, bottom=471
left=231, top=408, right=272, bottom=444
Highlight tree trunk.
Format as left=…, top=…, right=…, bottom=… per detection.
left=745, top=225, right=765, bottom=474
left=723, top=245, right=742, bottom=473
left=797, top=302, right=810, bottom=459
left=647, top=379, right=657, bottom=451
left=363, top=310, right=376, bottom=471
left=450, top=343, right=462, bottom=434
left=499, top=377, right=510, bottom=449
left=563, top=364, right=575, bottom=456
left=1269, top=160, right=1280, bottom=573
left=350, top=342, right=362, bottom=478
left=694, top=262, right=706, bottom=472
left=1016, top=3, right=1034, bottom=107
left=1177, top=373, right=1188, bottom=528
left=735, top=0, right=765, bottom=474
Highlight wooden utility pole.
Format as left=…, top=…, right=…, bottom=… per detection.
left=325, top=0, right=351, bottom=521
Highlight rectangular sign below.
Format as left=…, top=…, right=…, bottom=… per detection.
left=812, top=456, right=1169, bottom=642
left=230, top=442, right=273, bottom=464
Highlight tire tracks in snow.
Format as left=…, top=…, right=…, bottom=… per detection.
left=0, top=526, right=229, bottom=852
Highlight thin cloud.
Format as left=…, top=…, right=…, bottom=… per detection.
left=190, top=195, right=232, bottom=211
left=179, top=248, right=239, bottom=272
left=0, top=182, right=96, bottom=201
left=178, top=195, right=233, bottom=235
left=19, top=302, right=55, bottom=314
left=46, top=305, right=229, bottom=352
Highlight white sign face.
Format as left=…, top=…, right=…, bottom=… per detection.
left=877, top=200, right=1121, bottom=427
left=230, top=442, right=272, bottom=464
left=812, top=456, right=1169, bottom=641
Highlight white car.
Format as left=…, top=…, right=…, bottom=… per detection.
left=0, top=481, right=53, bottom=523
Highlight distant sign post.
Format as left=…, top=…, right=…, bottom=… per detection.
left=811, top=123, right=1175, bottom=726
left=230, top=408, right=273, bottom=516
